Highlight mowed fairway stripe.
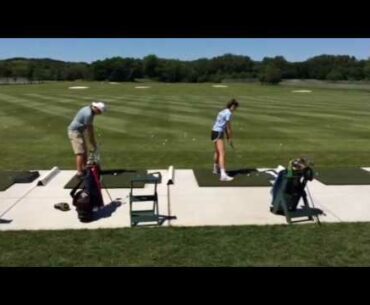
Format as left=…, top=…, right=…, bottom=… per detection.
left=240, top=95, right=370, bottom=121
left=63, top=95, right=209, bottom=113
left=0, top=93, right=75, bottom=117
left=12, top=91, right=369, bottom=133
left=11, top=93, right=209, bottom=136
left=23, top=93, right=77, bottom=104
left=60, top=94, right=215, bottom=128
left=1, top=82, right=370, bottom=170
left=0, top=93, right=129, bottom=135
left=61, top=92, right=369, bottom=132
left=70, top=94, right=215, bottom=113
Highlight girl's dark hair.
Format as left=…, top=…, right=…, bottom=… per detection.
left=226, top=99, right=239, bottom=109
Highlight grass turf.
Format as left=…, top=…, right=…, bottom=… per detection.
left=1, top=81, right=370, bottom=266
left=64, top=169, right=147, bottom=188
left=193, top=168, right=274, bottom=186
left=1, top=223, right=370, bottom=266
left=315, top=167, right=370, bottom=185
left=1, top=81, right=370, bottom=170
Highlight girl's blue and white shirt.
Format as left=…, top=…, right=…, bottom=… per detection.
left=212, top=108, right=232, bottom=132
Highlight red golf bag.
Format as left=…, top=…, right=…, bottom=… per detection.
left=70, top=164, right=104, bottom=222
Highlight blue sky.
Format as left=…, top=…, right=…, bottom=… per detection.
left=0, top=39, right=368, bottom=63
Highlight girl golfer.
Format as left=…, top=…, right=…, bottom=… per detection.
left=211, top=99, right=239, bottom=181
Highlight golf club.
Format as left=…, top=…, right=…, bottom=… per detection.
left=100, top=178, right=114, bottom=204
left=96, top=143, right=121, bottom=205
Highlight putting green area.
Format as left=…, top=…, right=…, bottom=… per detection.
left=193, top=169, right=274, bottom=186
left=315, top=167, right=370, bottom=185
left=64, top=169, right=147, bottom=189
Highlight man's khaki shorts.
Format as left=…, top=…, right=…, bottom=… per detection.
left=68, top=131, right=87, bottom=155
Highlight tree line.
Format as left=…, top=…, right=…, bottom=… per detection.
left=1, top=54, right=370, bottom=84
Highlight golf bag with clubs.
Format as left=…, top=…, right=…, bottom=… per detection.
left=270, top=158, right=323, bottom=224
left=70, top=152, right=104, bottom=222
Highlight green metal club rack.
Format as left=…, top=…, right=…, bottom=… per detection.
left=129, top=172, right=165, bottom=227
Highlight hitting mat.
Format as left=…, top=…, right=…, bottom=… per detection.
left=64, top=169, right=148, bottom=189
left=193, top=168, right=275, bottom=187
left=0, top=171, right=40, bottom=191
left=315, top=167, right=370, bottom=185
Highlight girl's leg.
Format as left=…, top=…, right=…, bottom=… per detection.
left=213, top=143, right=220, bottom=173
left=216, top=139, right=226, bottom=169
left=216, top=139, right=233, bottom=181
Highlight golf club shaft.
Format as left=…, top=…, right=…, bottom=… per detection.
left=96, top=142, right=114, bottom=203
left=101, top=179, right=114, bottom=203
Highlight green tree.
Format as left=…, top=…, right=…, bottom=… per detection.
left=64, top=64, right=90, bottom=81
left=259, top=65, right=282, bottom=84
left=10, top=60, right=29, bottom=82
left=143, top=55, right=159, bottom=78
left=192, top=58, right=210, bottom=82
left=209, top=54, right=254, bottom=75
left=345, top=65, right=364, bottom=80
left=33, top=67, right=47, bottom=82
left=364, top=60, right=370, bottom=79
left=156, top=60, right=188, bottom=82
left=26, top=63, right=35, bottom=83
left=326, top=69, right=344, bottom=81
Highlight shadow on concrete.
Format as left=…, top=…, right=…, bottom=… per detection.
left=272, top=207, right=324, bottom=217
left=100, top=169, right=138, bottom=175
left=0, top=218, right=13, bottom=224
left=92, top=200, right=123, bottom=221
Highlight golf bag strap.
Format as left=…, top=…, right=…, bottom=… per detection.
left=70, top=179, right=83, bottom=198
left=91, top=166, right=102, bottom=189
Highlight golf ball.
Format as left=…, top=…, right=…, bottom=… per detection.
left=192, top=138, right=196, bottom=141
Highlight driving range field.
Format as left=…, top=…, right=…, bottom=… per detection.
left=1, top=81, right=370, bottom=169
left=1, top=81, right=370, bottom=266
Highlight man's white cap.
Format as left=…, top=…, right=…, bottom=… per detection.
left=92, top=101, right=107, bottom=113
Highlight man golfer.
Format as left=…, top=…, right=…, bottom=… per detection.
left=68, top=101, right=107, bottom=177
